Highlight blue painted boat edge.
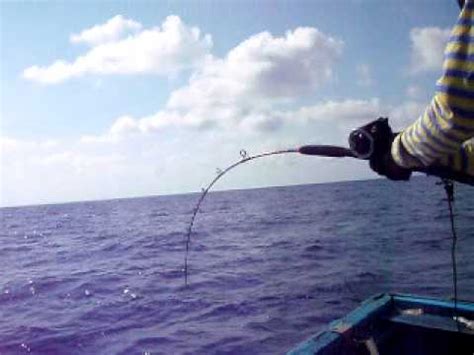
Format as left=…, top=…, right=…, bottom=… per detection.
left=286, top=331, right=340, bottom=355
left=286, top=293, right=474, bottom=354
left=287, top=293, right=392, bottom=354
left=392, top=293, right=474, bottom=313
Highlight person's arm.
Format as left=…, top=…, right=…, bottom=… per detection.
left=391, top=0, right=474, bottom=176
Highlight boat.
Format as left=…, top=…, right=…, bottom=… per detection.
left=288, top=293, right=474, bottom=354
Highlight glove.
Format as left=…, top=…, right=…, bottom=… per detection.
left=369, top=137, right=412, bottom=181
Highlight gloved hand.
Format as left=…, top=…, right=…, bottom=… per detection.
left=349, top=118, right=412, bottom=181
left=369, top=137, right=412, bottom=181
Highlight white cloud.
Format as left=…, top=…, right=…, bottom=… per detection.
left=23, top=15, right=213, bottom=84
left=166, top=28, right=343, bottom=127
left=167, top=27, right=343, bottom=128
left=356, top=64, right=373, bottom=87
left=0, top=135, right=132, bottom=206
left=70, top=15, right=142, bottom=46
left=108, top=115, right=140, bottom=136
left=82, top=98, right=384, bottom=144
left=389, top=100, right=427, bottom=130
left=406, top=84, right=424, bottom=99
left=0, top=136, right=118, bottom=172
left=168, top=27, right=343, bottom=108
left=79, top=111, right=182, bottom=143
left=279, top=98, right=427, bottom=133
left=1, top=96, right=428, bottom=206
left=10, top=20, right=436, bottom=207
left=409, top=27, right=450, bottom=74
left=85, top=95, right=407, bottom=147
left=80, top=26, right=344, bottom=141
left=0, top=136, right=58, bottom=153
left=288, top=98, right=382, bottom=124
left=0, top=129, right=358, bottom=207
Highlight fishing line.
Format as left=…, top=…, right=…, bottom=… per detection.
left=184, top=148, right=299, bottom=285
left=442, top=179, right=460, bottom=330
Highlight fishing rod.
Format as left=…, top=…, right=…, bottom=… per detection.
left=184, top=117, right=473, bottom=285
left=183, top=145, right=347, bottom=284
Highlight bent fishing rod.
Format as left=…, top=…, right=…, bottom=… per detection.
left=184, top=117, right=473, bottom=284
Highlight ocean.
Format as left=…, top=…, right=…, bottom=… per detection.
left=1, top=176, right=473, bottom=354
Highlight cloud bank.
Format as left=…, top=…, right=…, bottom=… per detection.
left=7, top=15, right=433, bottom=206
left=409, top=26, right=450, bottom=73
left=23, top=15, right=213, bottom=84
left=70, top=15, right=142, bottom=46
left=80, top=25, right=344, bottom=141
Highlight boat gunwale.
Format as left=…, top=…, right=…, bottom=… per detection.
left=287, top=292, right=474, bottom=354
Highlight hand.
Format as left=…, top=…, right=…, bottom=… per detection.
left=369, top=134, right=412, bottom=181
left=350, top=118, right=413, bottom=181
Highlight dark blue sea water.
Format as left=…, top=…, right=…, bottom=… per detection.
left=1, top=177, right=473, bottom=354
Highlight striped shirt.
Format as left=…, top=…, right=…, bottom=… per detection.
left=392, top=0, right=474, bottom=177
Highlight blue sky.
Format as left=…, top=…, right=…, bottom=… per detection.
left=0, top=0, right=462, bottom=206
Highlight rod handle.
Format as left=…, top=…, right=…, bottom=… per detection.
left=298, top=145, right=356, bottom=158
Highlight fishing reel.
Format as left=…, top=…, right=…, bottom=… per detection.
left=348, top=117, right=394, bottom=160
left=298, top=117, right=395, bottom=160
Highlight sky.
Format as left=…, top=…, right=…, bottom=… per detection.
left=0, top=0, right=462, bottom=207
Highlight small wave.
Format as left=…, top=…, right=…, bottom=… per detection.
left=257, top=295, right=280, bottom=303
left=355, top=271, right=378, bottom=279
left=119, top=336, right=175, bottom=355
left=304, top=243, right=323, bottom=252
left=148, top=211, right=169, bottom=218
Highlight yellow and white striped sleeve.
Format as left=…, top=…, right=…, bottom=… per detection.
left=392, top=0, right=474, bottom=176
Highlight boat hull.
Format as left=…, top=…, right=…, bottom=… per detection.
left=288, top=293, right=474, bottom=355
